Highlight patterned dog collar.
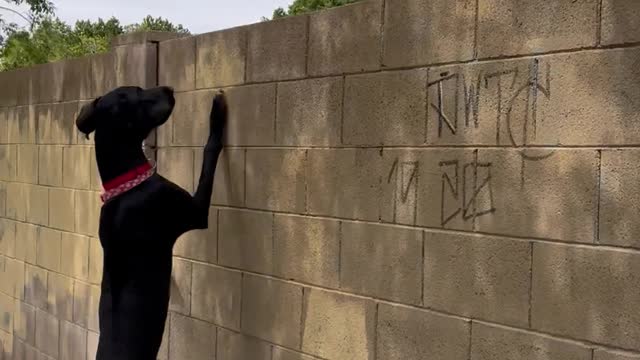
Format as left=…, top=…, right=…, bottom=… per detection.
left=100, top=163, right=155, bottom=203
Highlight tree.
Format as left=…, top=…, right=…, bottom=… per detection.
left=268, top=0, right=360, bottom=19
left=0, top=14, right=189, bottom=71
left=125, top=15, right=189, bottom=34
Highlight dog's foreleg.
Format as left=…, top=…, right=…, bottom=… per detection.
left=192, top=92, right=228, bottom=228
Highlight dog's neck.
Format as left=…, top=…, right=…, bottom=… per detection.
left=95, top=136, right=150, bottom=186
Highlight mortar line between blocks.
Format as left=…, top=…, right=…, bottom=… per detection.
left=467, top=320, right=473, bottom=360
left=210, top=205, right=640, bottom=255
left=378, top=0, right=387, bottom=68
left=596, top=0, right=604, bottom=47
left=527, top=242, right=534, bottom=328
left=473, top=0, right=480, bottom=59
left=595, top=150, right=602, bottom=244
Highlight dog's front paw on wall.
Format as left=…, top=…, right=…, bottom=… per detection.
left=209, top=91, right=228, bottom=147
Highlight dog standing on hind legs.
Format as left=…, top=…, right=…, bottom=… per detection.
left=76, top=86, right=227, bottom=359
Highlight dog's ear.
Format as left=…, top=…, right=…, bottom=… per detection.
left=76, top=97, right=101, bottom=139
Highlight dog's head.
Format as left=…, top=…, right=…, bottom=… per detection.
left=76, top=86, right=175, bottom=141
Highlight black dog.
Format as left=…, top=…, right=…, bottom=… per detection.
left=76, top=86, right=227, bottom=359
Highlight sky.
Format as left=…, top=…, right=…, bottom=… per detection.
left=7, top=0, right=292, bottom=34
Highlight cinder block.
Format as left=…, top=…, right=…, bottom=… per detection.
left=425, top=232, right=531, bottom=327
left=87, top=285, right=100, bottom=332
left=600, top=150, right=640, bottom=247
left=272, top=348, right=318, bottom=360
left=31, top=61, right=64, bottom=104
left=246, top=16, right=308, bottom=82
left=38, top=146, right=62, bottom=186
left=0, top=146, right=16, bottom=181
left=114, top=44, right=157, bottom=88
left=87, top=332, right=99, bottom=360
left=302, top=288, right=376, bottom=360
left=307, top=149, right=381, bottom=221
left=193, top=149, right=244, bottom=207
left=0, top=182, right=5, bottom=218
left=475, top=149, right=598, bottom=242
left=63, top=146, right=91, bottom=189
left=24, top=264, right=46, bottom=310
left=14, top=301, right=36, bottom=345
left=225, top=84, right=277, bottom=146
left=216, top=328, right=272, bottom=360
left=169, top=258, right=191, bottom=315
left=159, top=36, right=196, bottom=92
left=171, top=90, right=215, bottom=146
left=14, top=223, right=37, bottom=265
left=532, top=243, right=640, bottom=349
left=308, top=0, right=382, bottom=76
left=60, top=233, right=89, bottom=280
left=174, top=208, right=217, bottom=263
left=0, top=109, right=6, bottom=144
left=26, top=185, right=48, bottom=226
left=59, top=321, right=87, bottom=360
left=0, top=258, right=24, bottom=300
left=91, top=52, right=117, bottom=97
left=383, top=0, right=475, bottom=68
left=36, top=228, right=61, bottom=272
left=49, top=188, right=75, bottom=232
left=17, top=145, right=38, bottom=183
left=75, top=191, right=100, bottom=237
left=241, top=275, right=302, bottom=348
left=53, top=101, right=83, bottom=144
left=196, top=27, right=247, bottom=88
left=7, top=106, right=36, bottom=144
left=273, top=215, right=339, bottom=287
left=0, top=330, right=12, bottom=359
left=35, top=308, right=59, bottom=358
left=343, top=69, right=427, bottom=146
left=88, top=237, right=103, bottom=285
left=377, top=303, right=470, bottom=360
left=218, top=209, right=273, bottom=274
left=246, top=149, right=306, bottom=212
left=169, top=313, right=216, bottom=360
left=341, top=222, right=422, bottom=304
left=72, top=281, right=90, bottom=328
left=0, top=219, right=16, bottom=257
left=6, top=183, right=27, bottom=221
left=47, top=272, right=73, bottom=321
left=157, top=317, right=169, bottom=360
left=191, top=263, right=241, bottom=329
left=157, top=148, right=194, bottom=192
left=602, top=0, right=640, bottom=45
left=0, top=292, right=13, bottom=332
left=595, top=350, right=640, bottom=360
left=477, top=0, right=598, bottom=58
left=62, top=57, right=94, bottom=101
left=471, top=322, right=591, bottom=360
left=90, top=148, right=101, bottom=191
left=534, top=49, right=640, bottom=145
left=276, top=77, right=343, bottom=146
left=0, top=70, right=25, bottom=107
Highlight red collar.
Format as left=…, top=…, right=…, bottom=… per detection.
left=101, top=163, right=155, bottom=203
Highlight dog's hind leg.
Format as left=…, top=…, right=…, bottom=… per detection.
left=191, top=91, right=228, bottom=229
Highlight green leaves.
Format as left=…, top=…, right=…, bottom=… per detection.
left=0, top=10, right=189, bottom=71
left=270, top=0, right=360, bottom=19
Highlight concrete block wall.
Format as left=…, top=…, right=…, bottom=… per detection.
left=2, top=0, right=640, bottom=358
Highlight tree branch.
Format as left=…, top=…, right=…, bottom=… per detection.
left=0, top=5, right=33, bottom=25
